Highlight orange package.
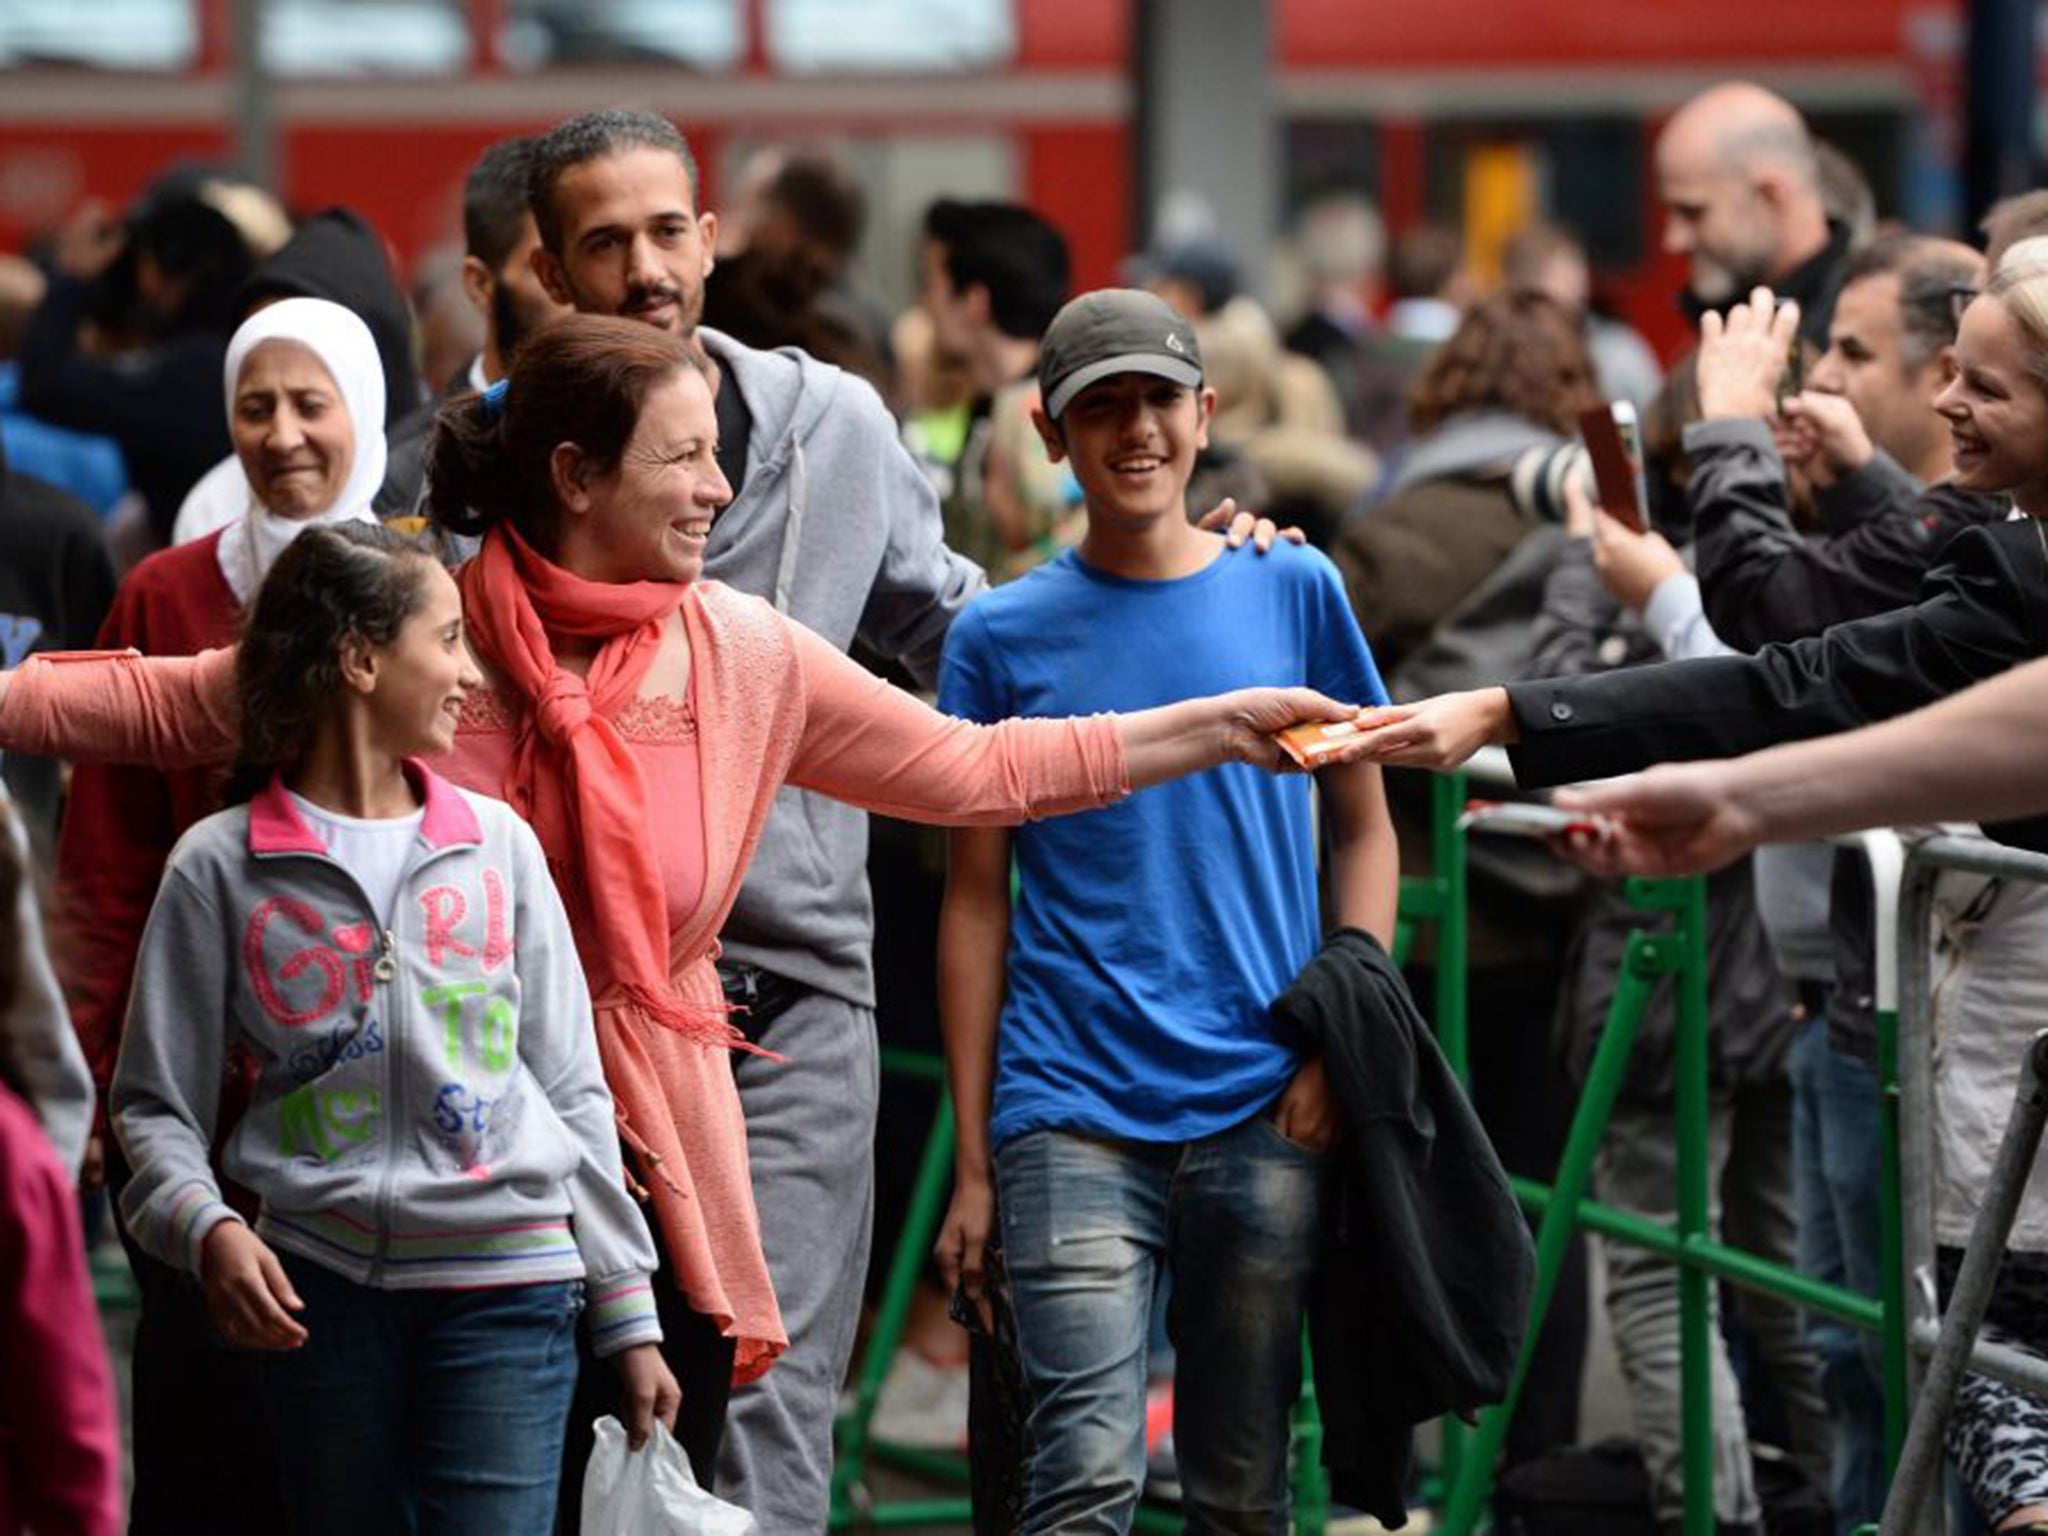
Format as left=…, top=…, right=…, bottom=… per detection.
left=1273, top=711, right=1387, bottom=769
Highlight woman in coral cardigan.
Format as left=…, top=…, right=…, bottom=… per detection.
left=0, top=312, right=1379, bottom=1496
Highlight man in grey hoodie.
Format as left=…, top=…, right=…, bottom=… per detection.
left=526, top=109, right=982, bottom=1531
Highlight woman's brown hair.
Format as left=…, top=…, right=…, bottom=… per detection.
left=1408, top=289, right=1602, bottom=439
left=426, top=313, right=711, bottom=547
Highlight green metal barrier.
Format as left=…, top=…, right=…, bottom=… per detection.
left=1401, top=774, right=1910, bottom=1536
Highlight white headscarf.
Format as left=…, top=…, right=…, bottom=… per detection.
left=216, top=296, right=388, bottom=604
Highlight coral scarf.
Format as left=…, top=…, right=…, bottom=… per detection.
left=459, top=528, right=786, bottom=1379
left=456, top=529, right=734, bottom=1043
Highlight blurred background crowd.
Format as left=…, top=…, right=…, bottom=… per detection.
left=4, top=2, right=2047, bottom=1534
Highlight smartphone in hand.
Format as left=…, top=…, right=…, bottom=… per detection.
left=1578, top=402, right=1649, bottom=535
left=1458, top=799, right=1607, bottom=841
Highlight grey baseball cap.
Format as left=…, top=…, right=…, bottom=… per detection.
left=1038, top=288, right=1203, bottom=420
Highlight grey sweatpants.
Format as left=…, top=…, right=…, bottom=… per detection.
left=717, top=988, right=880, bottom=1534
left=1596, top=1085, right=1830, bottom=1528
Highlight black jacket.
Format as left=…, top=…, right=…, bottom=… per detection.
left=1680, top=418, right=2010, bottom=1060
left=1685, top=418, right=2010, bottom=652
left=1271, top=928, right=1533, bottom=1528
left=1505, top=516, right=2048, bottom=853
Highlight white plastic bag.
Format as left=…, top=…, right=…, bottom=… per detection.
left=580, top=1415, right=760, bottom=1536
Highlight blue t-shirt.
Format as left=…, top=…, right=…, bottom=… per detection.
left=938, top=539, right=1388, bottom=1150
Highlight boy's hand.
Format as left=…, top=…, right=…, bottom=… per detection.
left=1197, top=497, right=1306, bottom=554
left=200, top=1222, right=308, bottom=1350
left=611, top=1343, right=682, bottom=1451
left=1270, top=1056, right=1340, bottom=1152
left=935, top=1171, right=996, bottom=1334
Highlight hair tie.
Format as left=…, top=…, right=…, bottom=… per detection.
left=481, top=378, right=509, bottom=421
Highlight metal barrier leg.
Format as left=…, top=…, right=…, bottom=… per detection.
left=1878, top=1032, right=2048, bottom=1536
left=1438, top=920, right=1669, bottom=1535
left=1430, top=771, right=1473, bottom=1498
left=1294, top=1335, right=1330, bottom=1533
left=830, top=1062, right=970, bottom=1531
left=1670, top=875, right=1717, bottom=1536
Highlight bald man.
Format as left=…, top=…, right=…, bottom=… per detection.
left=1656, top=81, right=1849, bottom=349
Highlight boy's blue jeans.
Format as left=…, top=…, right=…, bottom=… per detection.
left=994, top=1113, right=1325, bottom=1535
left=258, top=1253, right=583, bottom=1536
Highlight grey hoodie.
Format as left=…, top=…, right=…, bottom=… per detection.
left=111, top=768, right=661, bottom=1354
left=700, top=328, right=984, bottom=1004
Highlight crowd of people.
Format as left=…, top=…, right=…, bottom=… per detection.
left=4, top=73, right=2048, bottom=1536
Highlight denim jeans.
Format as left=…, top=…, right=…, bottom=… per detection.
left=1789, top=1016, right=1887, bottom=1536
left=994, top=1114, right=1324, bottom=1535
left=259, top=1253, right=582, bottom=1536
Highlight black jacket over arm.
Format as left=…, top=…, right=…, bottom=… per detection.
left=1505, top=519, right=2048, bottom=854
left=1685, top=418, right=2009, bottom=652
left=1272, top=929, right=1533, bottom=1529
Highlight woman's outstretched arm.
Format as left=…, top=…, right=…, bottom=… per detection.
left=783, top=622, right=1373, bottom=825
left=0, top=648, right=240, bottom=768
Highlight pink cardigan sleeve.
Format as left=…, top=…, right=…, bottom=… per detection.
left=0, top=648, right=240, bottom=769
left=784, top=621, right=1128, bottom=824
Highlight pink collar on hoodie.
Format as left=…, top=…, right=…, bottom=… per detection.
left=247, top=760, right=483, bottom=855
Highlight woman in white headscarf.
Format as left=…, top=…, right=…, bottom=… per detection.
left=51, top=294, right=384, bottom=1536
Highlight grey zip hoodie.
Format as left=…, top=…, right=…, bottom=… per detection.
left=700, top=328, right=984, bottom=1004
left=111, top=768, right=661, bottom=1354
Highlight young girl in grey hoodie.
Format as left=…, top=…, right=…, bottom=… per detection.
left=111, top=522, right=676, bottom=1535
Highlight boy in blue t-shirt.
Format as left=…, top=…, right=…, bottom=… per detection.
left=935, top=288, right=1399, bottom=1532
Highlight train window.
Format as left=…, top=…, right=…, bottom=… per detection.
left=0, top=0, right=196, bottom=70
left=262, top=0, right=469, bottom=76
left=766, top=0, right=1013, bottom=72
left=500, top=0, right=741, bottom=70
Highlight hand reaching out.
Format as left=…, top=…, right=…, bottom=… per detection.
left=1344, top=687, right=1518, bottom=769
left=1554, top=763, right=1768, bottom=877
